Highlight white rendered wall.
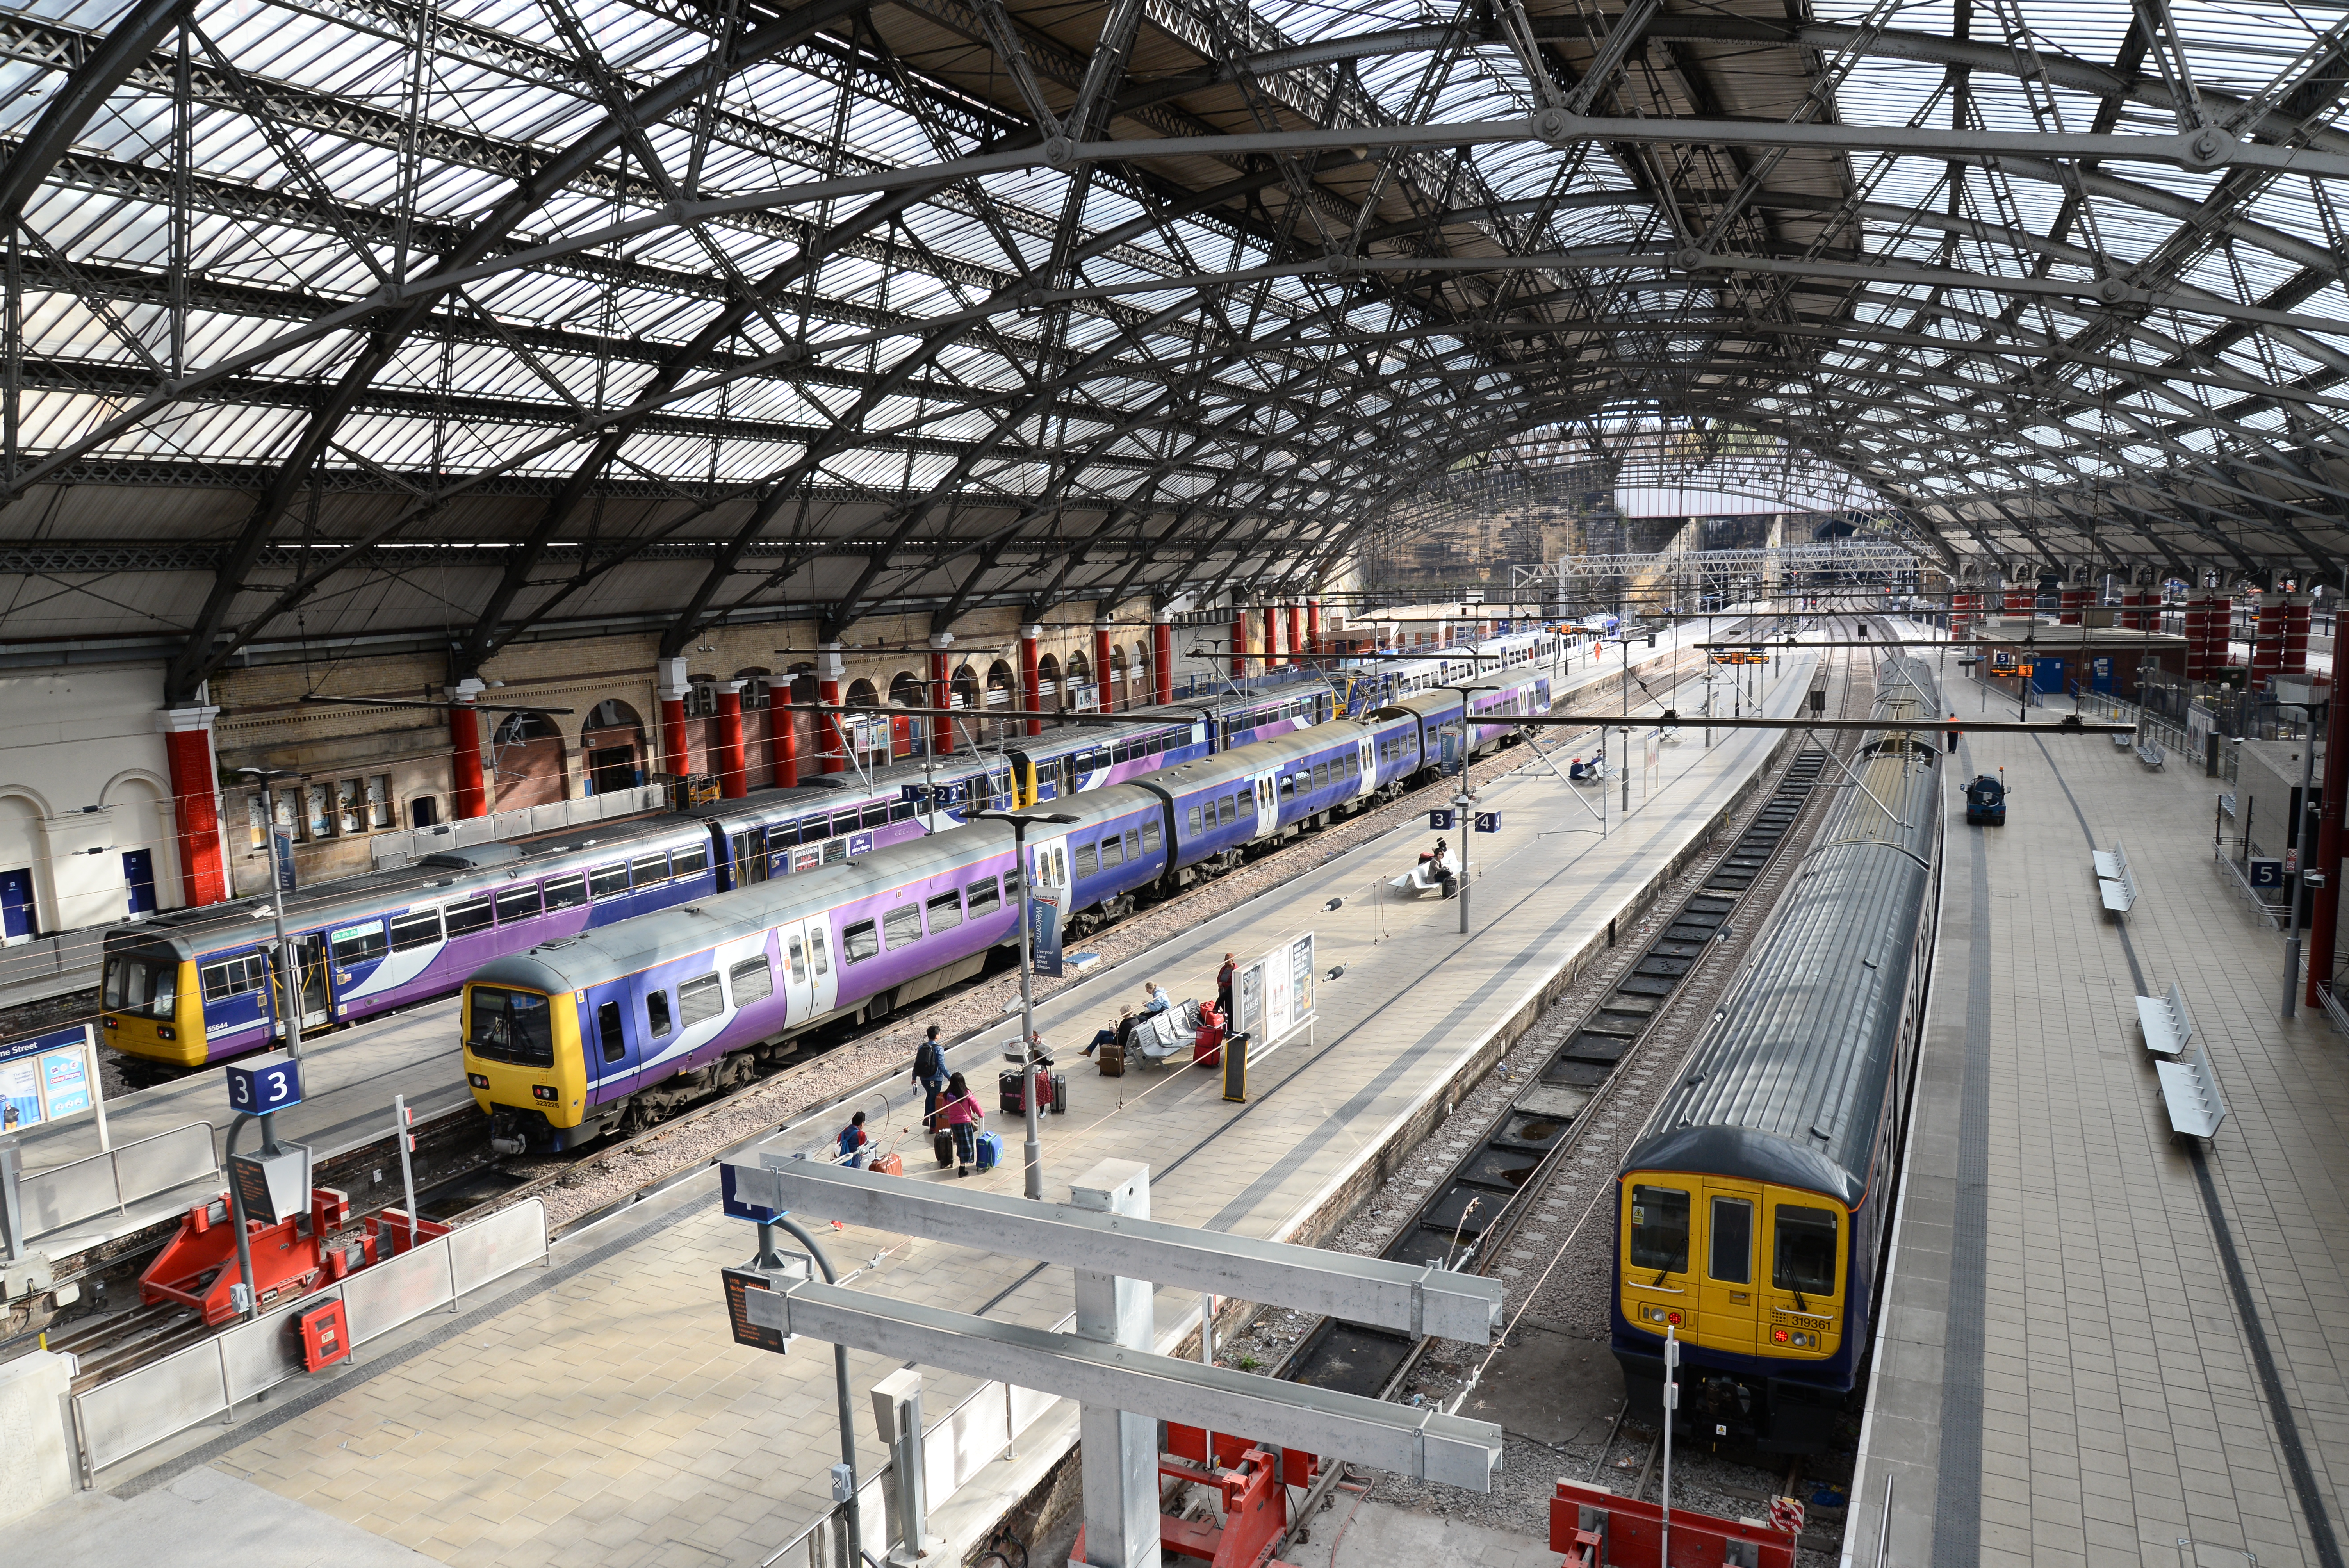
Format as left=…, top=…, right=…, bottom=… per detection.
left=0, top=663, right=184, bottom=937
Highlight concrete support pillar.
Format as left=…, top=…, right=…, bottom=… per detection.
left=1153, top=617, right=1174, bottom=706
left=1306, top=599, right=1322, bottom=654
left=1230, top=609, right=1248, bottom=679
left=655, top=656, right=690, bottom=778
left=817, top=645, right=847, bottom=775
left=715, top=681, right=748, bottom=798
left=1019, top=625, right=1043, bottom=738
left=928, top=636, right=954, bottom=757
left=157, top=705, right=228, bottom=907
left=1093, top=626, right=1115, bottom=713
left=447, top=678, right=487, bottom=818
left=2287, top=593, right=2313, bottom=676
left=1069, top=1159, right=1156, bottom=1568
left=2059, top=587, right=2087, bottom=625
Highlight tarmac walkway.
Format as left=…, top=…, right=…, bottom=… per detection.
left=1848, top=677, right=2349, bottom=1568
left=16, top=649, right=1830, bottom=1568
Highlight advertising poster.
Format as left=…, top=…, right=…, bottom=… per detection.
left=0, top=1024, right=94, bottom=1130
left=1030, top=892, right=1064, bottom=977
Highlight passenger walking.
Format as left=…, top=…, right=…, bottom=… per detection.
left=937, top=1071, right=984, bottom=1176
left=1946, top=711, right=1959, bottom=753
left=911, top=1023, right=947, bottom=1129
left=836, top=1110, right=869, bottom=1168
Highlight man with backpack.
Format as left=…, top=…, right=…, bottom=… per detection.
left=911, top=1023, right=947, bottom=1130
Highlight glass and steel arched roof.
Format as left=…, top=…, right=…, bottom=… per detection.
left=2, top=0, right=2347, bottom=691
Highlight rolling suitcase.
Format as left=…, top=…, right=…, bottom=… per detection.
left=1049, top=1071, right=1068, bottom=1114
left=1096, top=1043, right=1125, bottom=1078
left=870, top=1151, right=903, bottom=1176
left=999, top=1070, right=1026, bottom=1115
left=934, top=1129, right=954, bottom=1167
left=974, top=1130, right=1001, bottom=1172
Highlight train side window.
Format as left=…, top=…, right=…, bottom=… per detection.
left=800, top=816, right=829, bottom=844
left=1708, top=1197, right=1753, bottom=1284
left=330, top=920, right=388, bottom=966
left=882, top=905, right=923, bottom=950
left=631, top=853, right=669, bottom=887
left=1085, top=839, right=1109, bottom=873
left=1005, top=865, right=1023, bottom=900
left=1773, top=1206, right=1839, bottom=1294
left=861, top=805, right=889, bottom=830
left=843, top=919, right=879, bottom=963
left=1279, top=775, right=1295, bottom=799
left=834, top=812, right=860, bottom=838
left=444, top=894, right=493, bottom=936
left=390, top=908, right=443, bottom=951
left=495, top=885, right=542, bottom=925
left=1628, top=1185, right=1690, bottom=1274
left=891, top=800, right=914, bottom=822
left=201, top=952, right=266, bottom=1001
left=598, top=1001, right=625, bottom=1063
left=543, top=873, right=588, bottom=911
left=967, top=877, right=1001, bottom=916
left=1125, top=829, right=1140, bottom=859
left=590, top=863, right=629, bottom=900
left=1142, top=820, right=1161, bottom=852
left=646, top=989, right=672, bottom=1037
left=731, top=956, right=775, bottom=1005
left=672, top=843, right=710, bottom=878
left=1313, top=763, right=1329, bottom=789
left=1217, top=795, right=1235, bottom=825
left=678, top=973, right=724, bottom=1027
left=810, top=927, right=830, bottom=975
left=1185, top=805, right=1203, bottom=835
left=927, top=892, right=963, bottom=932
left=785, top=934, right=807, bottom=982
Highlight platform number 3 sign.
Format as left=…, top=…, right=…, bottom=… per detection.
left=226, top=1051, right=304, bottom=1115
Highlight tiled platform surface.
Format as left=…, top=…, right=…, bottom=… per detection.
left=1850, top=680, right=2349, bottom=1568
left=16, top=650, right=1830, bottom=1568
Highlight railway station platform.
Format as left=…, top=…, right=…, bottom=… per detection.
left=1849, top=696, right=2349, bottom=1568
left=13, top=648, right=1830, bottom=1567
left=6, top=615, right=1743, bottom=1260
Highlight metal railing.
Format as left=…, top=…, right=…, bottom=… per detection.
left=18, top=1122, right=216, bottom=1244
left=2317, top=981, right=2349, bottom=1038
left=2214, top=839, right=2285, bottom=930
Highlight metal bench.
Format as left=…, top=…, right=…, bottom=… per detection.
left=2155, top=1047, right=2229, bottom=1140
left=2099, top=866, right=2139, bottom=913
left=2136, top=741, right=2165, bottom=770
left=2111, top=729, right=2133, bottom=749
left=2092, top=841, right=2129, bottom=882
left=2133, top=982, right=2194, bottom=1057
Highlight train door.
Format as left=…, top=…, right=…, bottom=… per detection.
left=1622, top=1179, right=1693, bottom=1335
left=777, top=917, right=839, bottom=1029
left=1697, top=1183, right=1761, bottom=1355
left=270, top=932, right=332, bottom=1038
left=732, top=827, right=769, bottom=887
left=587, top=989, right=640, bottom=1098
left=1355, top=736, right=1376, bottom=801
left=0, top=867, right=32, bottom=944
left=1248, top=771, right=1279, bottom=840
left=1762, top=1187, right=1845, bottom=1360
left=1028, top=831, right=1073, bottom=907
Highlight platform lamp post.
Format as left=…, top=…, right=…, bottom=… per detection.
left=237, top=767, right=305, bottom=1061
left=971, top=808, right=1082, bottom=1199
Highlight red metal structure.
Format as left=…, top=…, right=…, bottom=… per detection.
left=1153, top=618, right=1176, bottom=705
left=142, top=1190, right=453, bottom=1327
left=2059, top=586, right=2087, bottom=625
left=1549, top=1479, right=1795, bottom=1568
left=1074, top=1425, right=1315, bottom=1568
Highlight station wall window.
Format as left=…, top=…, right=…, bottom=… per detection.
left=306, top=783, right=333, bottom=838
left=336, top=779, right=364, bottom=836
left=367, top=774, right=393, bottom=829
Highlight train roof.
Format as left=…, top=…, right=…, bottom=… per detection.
left=1622, top=662, right=1943, bottom=1206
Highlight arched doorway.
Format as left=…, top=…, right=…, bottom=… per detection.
left=889, top=670, right=924, bottom=758
left=1132, top=640, right=1153, bottom=704
left=1065, top=649, right=1091, bottom=711
left=1109, top=645, right=1128, bottom=711
left=490, top=712, right=569, bottom=811
left=843, top=677, right=888, bottom=772
left=582, top=700, right=648, bottom=795
left=985, top=660, right=1015, bottom=746
left=1037, top=653, right=1060, bottom=716
left=950, top=665, right=982, bottom=753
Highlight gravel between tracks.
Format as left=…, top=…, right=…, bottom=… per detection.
left=482, top=641, right=1737, bottom=1235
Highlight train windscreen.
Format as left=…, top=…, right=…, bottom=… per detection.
left=469, top=986, right=554, bottom=1067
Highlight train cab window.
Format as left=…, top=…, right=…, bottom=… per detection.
left=1773, top=1206, right=1839, bottom=1294
left=444, top=894, right=494, bottom=936
left=926, top=892, right=963, bottom=932
left=470, top=986, right=555, bottom=1067
left=330, top=920, right=388, bottom=966
left=597, top=1000, right=625, bottom=1064
left=731, top=956, right=775, bottom=1005
left=1141, top=820, right=1161, bottom=852
left=646, top=989, right=672, bottom=1037
left=590, top=863, right=629, bottom=900
left=495, top=885, right=542, bottom=925
left=1628, top=1185, right=1690, bottom=1274
left=1708, top=1197, right=1753, bottom=1284
left=785, top=934, right=807, bottom=982
left=631, top=853, right=669, bottom=887
left=200, top=952, right=266, bottom=1001
left=673, top=843, right=709, bottom=878
left=843, top=919, right=879, bottom=963
left=678, top=973, right=723, bottom=1027
left=1186, top=805, right=1203, bottom=835
left=882, top=905, right=923, bottom=950
left=543, top=873, right=588, bottom=911
left=967, top=877, right=1001, bottom=916
left=390, top=907, right=443, bottom=951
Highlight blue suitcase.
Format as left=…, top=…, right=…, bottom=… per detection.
left=974, top=1130, right=1002, bottom=1172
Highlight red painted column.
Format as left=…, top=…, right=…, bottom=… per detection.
left=1306, top=599, right=1322, bottom=654
left=715, top=681, right=748, bottom=798
left=1153, top=617, right=1175, bottom=706
left=448, top=679, right=487, bottom=818
left=2286, top=593, right=2312, bottom=676
left=2183, top=598, right=2211, bottom=681
left=1230, top=609, right=1249, bottom=679
left=777, top=702, right=800, bottom=787
left=2059, top=587, right=2086, bottom=625
left=2003, top=583, right=2033, bottom=617
left=929, top=637, right=954, bottom=755
left=2308, top=668, right=2349, bottom=1006
left=1019, top=625, right=1043, bottom=738
left=1093, top=626, right=1114, bottom=712
left=2255, top=592, right=2287, bottom=684
left=158, top=706, right=228, bottom=907
left=817, top=645, right=847, bottom=775
left=2211, top=594, right=2237, bottom=672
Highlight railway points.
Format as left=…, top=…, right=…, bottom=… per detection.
left=1849, top=702, right=2349, bottom=1568
left=4, top=644, right=1831, bottom=1564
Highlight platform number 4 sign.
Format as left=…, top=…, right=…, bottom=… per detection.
left=226, top=1050, right=303, bottom=1115
left=1474, top=812, right=1501, bottom=834
left=1428, top=809, right=1453, bottom=831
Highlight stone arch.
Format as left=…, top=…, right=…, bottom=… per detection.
left=984, top=659, right=1016, bottom=746
left=1065, top=649, right=1091, bottom=710
left=843, top=678, right=886, bottom=771
left=490, top=711, right=569, bottom=811
left=1036, top=652, right=1061, bottom=712
left=1132, top=640, right=1153, bottom=702
left=0, top=791, right=45, bottom=941
left=582, top=698, right=648, bottom=795
left=102, top=772, right=178, bottom=915
left=889, top=671, right=925, bottom=759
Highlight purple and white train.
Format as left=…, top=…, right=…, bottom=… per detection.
left=463, top=668, right=1555, bottom=1149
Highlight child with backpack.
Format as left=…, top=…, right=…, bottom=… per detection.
left=836, top=1110, right=869, bottom=1168
left=936, top=1072, right=986, bottom=1176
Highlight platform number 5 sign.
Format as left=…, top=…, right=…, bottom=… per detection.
left=226, top=1051, right=304, bottom=1115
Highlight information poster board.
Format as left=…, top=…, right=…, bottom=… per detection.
left=1030, top=892, right=1064, bottom=977
left=1236, top=933, right=1316, bottom=1056
left=0, top=1024, right=96, bottom=1132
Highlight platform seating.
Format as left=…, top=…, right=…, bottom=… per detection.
left=2136, top=741, right=2166, bottom=770
left=2096, top=840, right=2139, bottom=914
left=2112, top=729, right=2134, bottom=749
left=1389, top=861, right=1445, bottom=896
left=2092, top=841, right=2128, bottom=881
left=2133, top=982, right=2194, bottom=1057
left=2155, top=1049, right=2229, bottom=1140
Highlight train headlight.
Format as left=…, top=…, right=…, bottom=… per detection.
left=532, top=1084, right=559, bottom=1102
left=156, top=1025, right=176, bottom=1040
left=468, top=1073, right=490, bottom=1089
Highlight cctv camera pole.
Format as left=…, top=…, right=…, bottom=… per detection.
left=240, top=768, right=304, bottom=1061
left=1010, top=816, right=1044, bottom=1200
left=1455, top=779, right=1474, bottom=935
